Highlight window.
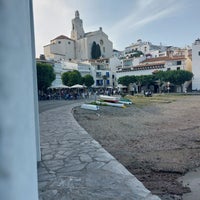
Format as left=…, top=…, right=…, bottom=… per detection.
left=167, top=68, right=171, bottom=71
left=96, top=72, right=101, bottom=77
left=198, top=51, right=200, bottom=56
left=100, top=39, right=103, bottom=45
left=177, top=67, right=180, bottom=70
left=177, top=61, right=181, bottom=65
left=96, top=80, right=103, bottom=86
left=68, top=41, right=71, bottom=44
left=58, top=41, right=61, bottom=44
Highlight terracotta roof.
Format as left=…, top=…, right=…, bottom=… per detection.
left=141, top=56, right=185, bottom=63
left=51, top=35, right=74, bottom=41
left=136, top=61, right=165, bottom=67
left=167, top=56, right=186, bottom=61
left=116, top=62, right=165, bottom=73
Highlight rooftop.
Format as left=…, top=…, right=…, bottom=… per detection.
left=51, top=35, right=74, bottom=41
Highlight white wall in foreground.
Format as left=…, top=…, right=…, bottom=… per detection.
left=0, top=1, right=39, bottom=200
left=192, top=39, right=200, bottom=90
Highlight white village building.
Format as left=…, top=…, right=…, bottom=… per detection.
left=123, top=39, right=169, bottom=59
left=43, top=11, right=198, bottom=92
left=52, top=58, right=118, bottom=88
left=116, top=48, right=192, bottom=93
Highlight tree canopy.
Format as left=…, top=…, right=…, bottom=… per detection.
left=136, top=75, right=155, bottom=86
left=83, top=74, right=94, bottom=87
left=118, top=75, right=155, bottom=87
left=91, top=41, right=101, bottom=59
left=118, top=75, right=136, bottom=86
left=163, top=70, right=193, bottom=86
left=61, top=70, right=83, bottom=86
left=36, top=62, right=55, bottom=91
left=118, top=70, right=193, bottom=88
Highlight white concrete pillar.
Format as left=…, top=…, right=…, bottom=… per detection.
left=0, top=1, right=39, bottom=200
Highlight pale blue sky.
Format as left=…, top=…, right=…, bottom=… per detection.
left=33, top=0, right=200, bottom=57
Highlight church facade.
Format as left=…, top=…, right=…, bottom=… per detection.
left=44, top=11, right=113, bottom=61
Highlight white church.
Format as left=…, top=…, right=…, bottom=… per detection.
left=44, top=11, right=113, bottom=61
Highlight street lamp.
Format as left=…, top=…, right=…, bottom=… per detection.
left=167, top=82, right=170, bottom=94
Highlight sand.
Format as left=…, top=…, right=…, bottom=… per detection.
left=73, top=95, right=200, bottom=200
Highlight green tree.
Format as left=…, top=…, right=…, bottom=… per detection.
left=136, top=75, right=155, bottom=87
left=153, top=71, right=166, bottom=92
left=91, top=41, right=97, bottom=59
left=91, top=41, right=101, bottom=59
left=118, top=76, right=134, bottom=86
left=117, top=70, right=193, bottom=93
left=61, top=70, right=82, bottom=86
left=154, top=70, right=193, bottom=92
left=154, top=70, right=166, bottom=81
left=164, top=70, right=193, bottom=86
left=61, top=71, right=70, bottom=86
left=96, top=44, right=101, bottom=58
left=83, top=74, right=94, bottom=87
left=118, top=75, right=154, bottom=87
left=36, top=62, right=55, bottom=91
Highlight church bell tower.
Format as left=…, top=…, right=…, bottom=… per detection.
left=71, top=10, right=85, bottom=40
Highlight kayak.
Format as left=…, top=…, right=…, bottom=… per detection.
left=119, top=98, right=133, bottom=105
left=99, top=95, right=120, bottom=103
left=96, top=101, right=125, bottom=108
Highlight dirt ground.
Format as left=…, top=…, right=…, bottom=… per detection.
left=73, top=95, right=200, bottom=200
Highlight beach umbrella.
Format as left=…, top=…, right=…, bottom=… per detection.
left=70, top=84, right=86, bottom=99
left=117, top=84, right=127, bottom=88
left=48, top=84, right=69, bottom=100
left=70, top=84, right=85, bottom=89
left=48, top=84, right=69, bottom=89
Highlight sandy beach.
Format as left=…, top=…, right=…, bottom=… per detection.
left=73, top=95, right=200, bottom=200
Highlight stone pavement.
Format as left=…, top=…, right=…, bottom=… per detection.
left=38, top=101, right=161, bottom=200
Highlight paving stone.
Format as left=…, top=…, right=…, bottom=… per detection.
left=38, top=101, right=161, bottom=200
left=54, top=153, right=67, bottom=159
left=42, top=154, right=54, bottom=161
left=43, top=160, right=64, bottom=171
left=102, top=160, right=133, bottom=176
left=86, top=161, right=106, bottom=169
left=93, top=152, right=115, bottom=162
left=79, top=154, right=92, bottom=162
left=60, top=163, right=87, bottom=172
left=38, top=173, right=56, bottom=182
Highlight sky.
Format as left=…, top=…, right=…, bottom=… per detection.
left=33, top=0, right=200, bottom=57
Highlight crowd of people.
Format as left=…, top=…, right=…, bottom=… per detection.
left=38, top=89, right=91, bottom=101
left=38, top=88, right=124, bottom=101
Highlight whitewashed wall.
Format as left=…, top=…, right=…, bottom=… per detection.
left=192, top=40, right=200, bottom=90
left=0, top=1, right=39, bottom=200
